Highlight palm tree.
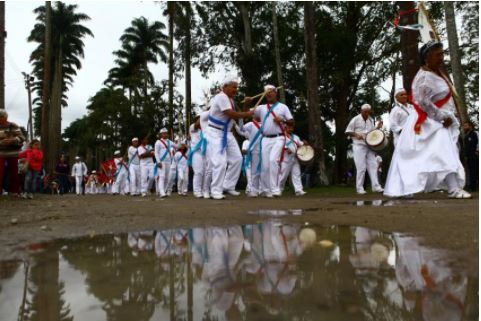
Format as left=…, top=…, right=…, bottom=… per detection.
left=28, top=2, right=93, bottom=174
left=164, top=3, right=176, bottom=134
left=0, top=2, right=5, bottom=110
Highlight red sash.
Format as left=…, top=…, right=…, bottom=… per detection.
left=253, top=120, right=260, bottom=129
left=409, top=88, right=452, bottom=134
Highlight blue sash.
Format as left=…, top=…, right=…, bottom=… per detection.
left=250, top=102, right=280, bottom=173
left=208, top=115, right=230, bottom=154
left=159, top=139, right=171, bottom=162
left=187, top=131, right=207, bottom=166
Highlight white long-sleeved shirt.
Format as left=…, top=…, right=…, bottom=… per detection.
left=389, top=102, right=413, bottom=135
left=114, top=157, right=128, bottom=173
left=345, top=114, right=376, bottom=145
left=71, top=162, right=87, bottom=177
left=155, top=138, right=177, bottom=163
left=128, top=146, right=140, bottom=166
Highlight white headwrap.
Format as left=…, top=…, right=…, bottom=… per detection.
left=221, top=75, right=239, bottom=87
left=361, top=104, right=371, bottom=111
left=114, top=150, right=121, bottom=156
left=264, top=84, right=277, bottom=92
left=159, top=128, right=168, bottom=134
left=131, top=137, right=139, bottom=142
left=394, top=88, right=406, bottom=97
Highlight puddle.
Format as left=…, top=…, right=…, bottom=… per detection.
left=334, top=199, right=437, bottom=207
left=247, top=209, right=304, bottom=216
left=0, top=222, right=477, bottom=321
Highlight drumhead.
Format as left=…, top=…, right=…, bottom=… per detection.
left=365, top=129, right=385, bottom=146
left=296, top=145, right=314, bottom=162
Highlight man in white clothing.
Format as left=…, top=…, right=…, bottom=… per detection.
left=112, top=150, right=129, bottom=195
left=254, top=85, right=294, bottom=198
left=138, top=136, right=155, bottom=197
left=71, top=156, right=87, bottom=195
left=345, top=104, right=384, bottom=194
left=389, top=88, right=413, bottom=147
left=188, top=115, right=207, bottom=198
left=199, top=109, right=211, bottom=199
left=128, top=137, right=141, bottom=196
left=279, top=123, right=306, bottom=196
left=236, top=118, right=262, bottom=197
left=154, top=128, right=177, bottom=198
left=205, top=75, right=253, bottom=199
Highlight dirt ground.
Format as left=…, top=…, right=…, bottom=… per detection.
left=0, top=189, right=478, bottom=274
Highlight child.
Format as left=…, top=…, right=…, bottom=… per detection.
left=174, top=143, right=189, bottom=196
left=279, top=124, right=306, bottom=196
left=19, top=139, right=43, bottom=199
left=85, top=170, right=99, bottom=194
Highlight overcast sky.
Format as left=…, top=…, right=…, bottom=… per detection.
left=5, top=1, right=229, bottom=133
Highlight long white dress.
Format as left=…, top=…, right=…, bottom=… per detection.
left=384, top=69, right=465, bottom=197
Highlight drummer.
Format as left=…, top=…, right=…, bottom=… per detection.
left=345, top=104, right=384, bottom=194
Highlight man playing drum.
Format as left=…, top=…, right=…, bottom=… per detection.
left=345, top=104, right=384, bottom=194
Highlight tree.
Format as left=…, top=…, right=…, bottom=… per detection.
left=165, top=2, right=176, bottom=134
left=271, top=1, right=285, bottom=103
left=0, top=2, right=5, bottom=110
left=303, top=2, right=328, bottom=185
left=397, top=1, right=419, bottom=91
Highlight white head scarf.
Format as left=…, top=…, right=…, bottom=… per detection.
left=221, top=75, right=239, bottom=87
left=361, top=104, right=371, bottom=111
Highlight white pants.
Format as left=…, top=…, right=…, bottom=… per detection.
left=206, top=128, right=242, bottom=196
left=245, top=150, right=260, bottom=195
left=140, top=163, right=154, bottom=194
left=353, top=144, right=382, bottom=192
left=192, top=151, right=206, bottom=195
left=112, top=169, right=129, bottom=195
left=177, top=166, right=189, bottom=194
left=75, top=176, right=83, bottom=195
left=203, top=156, right=212, bottom=195
left=280, top=155, right=304, bottom=193
left=260, top=136, right=285, bottom=194
left=156, top=161, right=173, bottom=196
left=129, top=164, right=141, bottom=195
left=86, top=184, right=98, bottom=194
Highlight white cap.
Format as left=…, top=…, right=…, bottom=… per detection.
left=361, top=104, right=371, bottom=111
left=92, top=170, right=97, bottom=174
left=264, top=84, right=277, bottom=92
left=114, top=150, right=121, bottom=156
left=75, top=156, right=80, bottom=160
left=221, top=75, right=239, bottom=87
left=394, top=88, right=406, bottom=97
left=159, top=128, right=168, bottom=134
left=131, top=137, right=139, bottom=142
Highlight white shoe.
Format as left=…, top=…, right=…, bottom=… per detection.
left=448, top=189, right=472, bottom=199
left=225, top=190, right=240, bottom=196
left=141, top=193, right=147, bottom=197
left=194, top=193, right=203, bottom=198
left=247, top=192, right=258, bottom=198
left=263, top=192, right=274, bottom=198
left=295, top=191, right=306, bottom=196
left=211, top=194, right=225, bottom=200
left=21, top=193, right=27, bottom=199
left=357, top=190, right=367, bottom=195
left=159, top=193, right=166, bottom=198
left=272, top=191, right=282, bottom=197
left=373, top=187, right=384, bottom=193
left=28, top=193, right=34, bottom=199
left=203, top=193, right=211, bottom=199
left=166, top=192, right=172, bottom=196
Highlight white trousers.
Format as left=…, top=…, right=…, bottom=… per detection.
left=280, top=155, right=304, bottom=193
left=192, top=151, right=206, bottom=195
left=245, top=150, right=260, bottom=194
left=140, top=163, right=154, bottom=194
left=177, top=166, right=189, bottom=194
left=203, top=155, right=212, bottom=195
left=129, top=164, right=141, bottom=195
left=156, top=161, right=172, bottom=196
left=260, top=136, right=285, bottom=194
left=353, top=144, right=381, bottom=192
left=206, top=128, right=242, bottom=196
left=112, top=169, right=129, bottom=195
left=75, top=176, right=83, bottom=195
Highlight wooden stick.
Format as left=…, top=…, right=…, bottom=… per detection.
left=241, top=86, right=283, bottom=103
left=250, top=91, right=267, bottom=111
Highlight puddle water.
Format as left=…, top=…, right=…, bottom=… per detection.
left=0, top=222, right=477, bottom=321
left=334, top=200, right=436, bottom=207
left=247, top=209, right=304, bottom=216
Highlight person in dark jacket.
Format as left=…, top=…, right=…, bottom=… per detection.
left=463, top=121, right=478, bottom=191
left=55, top=154, right=71, bottom=194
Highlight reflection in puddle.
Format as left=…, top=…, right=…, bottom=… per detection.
left=0, top=223, right=477, bottom=321
left=349, top=200, right=434, bottom=207
left=247, top=209, right=303, bottom=216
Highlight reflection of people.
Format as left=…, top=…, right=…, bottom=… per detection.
left=345, top=104, right=384, bottom=194
left=384, top=41, right=470, bottom=199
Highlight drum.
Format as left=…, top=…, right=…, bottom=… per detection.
left=296, top=145, right=315, bottom=165
left=365, top=129, right=388, bottom=151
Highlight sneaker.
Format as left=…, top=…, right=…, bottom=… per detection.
left=247, top=192, right=258, bottom=198
left=27, top=193, right=34, bottom=199
left=194, top=193, right=203, bottom=198
left=448, top=189, right=472, bottom=199
left=211, top=194, right=225, bottom=200
left=373, top=187, right=384, bottom=193
left=272, top=191, right=282, bottom=197
left=159, top=193, right=167, bottom=198
left=225, top=190, right=240, bottom=196
left=141, top=193, right=147, bottom=197
left=295, top=191, right=306, bottom=196
left=203, top=193, right=211, bottom=199
left=263, top=193, right=274, bottom=198
left=357, top=190, right=367, bottom=195
left=21, top=193, right=27, bottom=199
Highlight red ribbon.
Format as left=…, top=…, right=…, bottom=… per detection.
left=399, top=8, right=417, bottom=17
left=409, top=89, right=452, bottom=134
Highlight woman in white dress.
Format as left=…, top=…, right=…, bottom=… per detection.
left=384, top=41, right=471, bottom=199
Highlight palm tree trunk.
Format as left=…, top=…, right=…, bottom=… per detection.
left=0, top=2, right=5, bottom=110
left=185, top=8, right=192, bottom=135
left=397, top=1, right=419, bottom=91
left=47, top=42, right=63, bottom=175
left=41, top=1, right=52, bottom=156
left=303, top=1, right=328, bottom=185
left=444, top=1, right=468, bottom=125
left=168, top=2, right=175, bottom=135
left=271, top=2, right=285, bottom=103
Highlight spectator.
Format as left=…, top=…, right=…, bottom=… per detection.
left=19, top=139, right=43, bottom=199
left=55, top=154, right=71, bottom=194
left=463, top=121, right=478, bottom=192
left=0, top=110, right=26, bottom=196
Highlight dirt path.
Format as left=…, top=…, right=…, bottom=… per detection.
left=0, top=190, right=478, bottom=274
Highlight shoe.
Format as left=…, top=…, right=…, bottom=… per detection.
left=166, top=192, right=172, bottom=196
left=211, top=194, right=225, bottom=200
left=225, top=190, right=240, bottom=196
left=272, top=191, right=282, bottom=197
left=247, top=192, right=258, bottom=198
left=203, top=193, right=211, bottom=199
left=373, top=187, right=384, bottom=193
left=357, top=190, right=367, bottom=195
left=295, top=191, right=306, bottom=196
left=141, top=193, right=147, bottom=197
left=159, top=193, right=167, bottom=198
left=21, top=193, right=27, bottom=199
left=27, top=193, right=34, bottom=199
left=263, top=192, right=274, bottom=198
left=194, top=193, right=203, bottom=198
left=448, top=189, right=472, bottom=199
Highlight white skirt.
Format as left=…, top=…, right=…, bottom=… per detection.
left=384, top=112, right=465, bottom=197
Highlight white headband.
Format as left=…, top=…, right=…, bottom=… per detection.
left=221, top=75, right=239, bottom=87
left=264, top=84, right=276, bottom=92
left=394, top=88, right=406, bottom=97
left=361, top=104, right=371, bottom=111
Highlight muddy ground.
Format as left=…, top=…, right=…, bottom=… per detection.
left=0, top=189, right=478, bottom=274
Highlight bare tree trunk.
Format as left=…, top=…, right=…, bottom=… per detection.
left=271, top=2, right=286, bottom=103
left=237, top=2, right=259, bottom=96
left=239, top=3, right=252, bottom=54
left=0, top=2, right=5, bottom=110
left=397, top=1, right=419, bottom=91
left=47, top=42, right=63, bottom=175
left=41, top=1, right=52, bottom=164
left=303, top=2, right=328, bottom=185
left=444, top=1, right=468, bottom=125
left=185, top=8, right=192, bottom=134
left=168, top=2, right=175, bottom=136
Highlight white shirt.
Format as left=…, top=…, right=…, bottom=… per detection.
left=128, top=146, right=140, bottom=165
left=155, top=139, right=176, bottom=163
left=138, top=144, right=154, bottom=165
left=208, top=92, right=236, bottom=131
left=114, top=157, right=128, bottom=172
left=235, top=121, right=262, bottom=148
left=200, top=110, right=209, bottom=132
left=254, top=102, right=293, bottom=136
left=345, top=114, right=376, bottom=145
left=71, top=162, right=87, bottom=177
left=241, top=140, right=249, bottom=153
left=174, top=151, right=189, bottom=169
left=389, top=102, right=412, bottom=135
left=285, top=134, right=304, bottom=155
left=189, top=123, right=202, bottom=146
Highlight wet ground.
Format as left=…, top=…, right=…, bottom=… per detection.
left=0, top=190, right=478, bottom=320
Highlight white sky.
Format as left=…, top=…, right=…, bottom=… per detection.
left=5, top=1, right=227, bottom=132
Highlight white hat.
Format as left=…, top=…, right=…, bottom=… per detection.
left=394, top=88, right=406, bottom=97
left=159, top=128, right=168, bottom=134
left=264, top=84, right=277, bottom=92
left=114, top=150, right=121, bottom=156
left=221, top=75, right=239, bottom=87
left=92, top=170, right=97, bottom=174
left=75, top=156, right=80, bottom=160
left=131, top=137, right=139, bottom=142
left=361, top=104, right=371, bottom=111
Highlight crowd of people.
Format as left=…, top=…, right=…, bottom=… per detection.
left=0, top=42, right=477, bottom=200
